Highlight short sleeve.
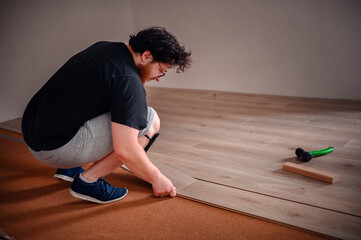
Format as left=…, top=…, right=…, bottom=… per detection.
left=110, top=76, right=147, bottom=130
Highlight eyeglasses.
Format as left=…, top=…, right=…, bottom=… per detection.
left=156, top=61, right=166, bottom=78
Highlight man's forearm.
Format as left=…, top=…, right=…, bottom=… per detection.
left=118, top=144, right=162, bottom=184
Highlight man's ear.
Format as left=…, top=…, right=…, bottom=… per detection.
left=141, top=50, right=153, bottom=63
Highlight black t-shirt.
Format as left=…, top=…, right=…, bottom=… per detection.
left=22, top=42, right=147, bottom=151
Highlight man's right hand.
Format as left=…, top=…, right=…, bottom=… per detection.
left=152, top=174, right=176, bottom=198
left=112, top=122, right=176, bottom=198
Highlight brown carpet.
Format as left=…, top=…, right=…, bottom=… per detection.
left=0, top=129, right=326, bottom=240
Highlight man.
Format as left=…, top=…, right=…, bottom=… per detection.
left=21, top=27, right=191, bottom=204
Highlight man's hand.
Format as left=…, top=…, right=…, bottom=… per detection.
left=112, top=122, right=176, bottom=198
left=152, top=174, right=176, bottom=197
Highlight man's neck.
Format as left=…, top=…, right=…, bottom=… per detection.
left=126, top=45, right=140, bottom=66
left=127, top=45, right=146, bottom=85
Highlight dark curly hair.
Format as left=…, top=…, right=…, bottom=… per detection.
left=129, top=27, right=191, bottom=73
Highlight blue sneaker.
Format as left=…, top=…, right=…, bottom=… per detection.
left=53, top=167, right=85, bottom=182
left=69, top=175, right=128, bottom=204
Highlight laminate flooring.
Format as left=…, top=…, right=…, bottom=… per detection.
left=1, top=87, right=360, bottom=239
left=146, top=87, right=361, bottom=240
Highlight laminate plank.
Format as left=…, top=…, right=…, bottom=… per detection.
left=343, top=138, right=361, bottom=150
left=267, top=138, right=361, bottom=166
left=155, top=131, right=203, bottom=147
left=150, top=97, right=289, bottom=115
left=178, top=181, right=361, bottom=240
left=121, top=159, right=197, bottom=192
left=157, top=124, right=352, bottom=169
left=159, top=123, right=277, bottom=148
left=152, top=101, right=312, bottom=127
left=159, top=113, right=354, bottom=147
left=150, top=159, right=197, bottom=191
left=190, top=139, right=361, bottom=176
left=147, top=87, right=361, bottom=111
left=156, top=153, right=361, bottom=217
left=305, top=116, right=361, bottom=129
left=147, top=89, right=361, bottom=122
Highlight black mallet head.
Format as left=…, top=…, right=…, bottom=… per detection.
left=295, top=148, right=313, bottom=162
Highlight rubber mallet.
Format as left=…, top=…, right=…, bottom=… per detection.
left=295, top=147, right=334, bottom=162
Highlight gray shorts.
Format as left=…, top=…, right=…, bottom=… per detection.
left=28, top=107, right=155, bottom=168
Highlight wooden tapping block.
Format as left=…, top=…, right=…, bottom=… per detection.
left=283, top=162, right=339, bottom=184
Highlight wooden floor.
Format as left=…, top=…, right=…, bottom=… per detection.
left=1, top=87, right=361, bottom=239
left=146, top=87, right=361, bottom=240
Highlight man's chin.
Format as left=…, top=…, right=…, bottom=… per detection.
left=140, top=79, right=152, bottom=85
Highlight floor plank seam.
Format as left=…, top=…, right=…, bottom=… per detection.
left=303, top=117, right=315, bottom=125
left=343, top=138, right=356, bottom=148
left=193, top=177, right=361, bottom=219
left=175, top=193, right=333, bottom=240
left=261, top=137, right=279, bottom=148
left=190, top=140, right=205, bottom=148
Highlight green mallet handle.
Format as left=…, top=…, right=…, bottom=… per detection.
left=309, top=147, right=334, bottom=157
left=295, top=147, right=334, bottom=162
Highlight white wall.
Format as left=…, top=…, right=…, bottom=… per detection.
left=132, top=0, right=361, bottom=100
left=0, top=0, right=134, bottom=122
left=1, top=0, right=361, bottom=122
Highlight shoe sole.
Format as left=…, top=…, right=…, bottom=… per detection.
left=54, top=174, right=74, bottom=182
left=69, top=188, right=128, bottom=204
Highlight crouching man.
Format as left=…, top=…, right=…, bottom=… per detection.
left=22, top=27, right=191, bottom=203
